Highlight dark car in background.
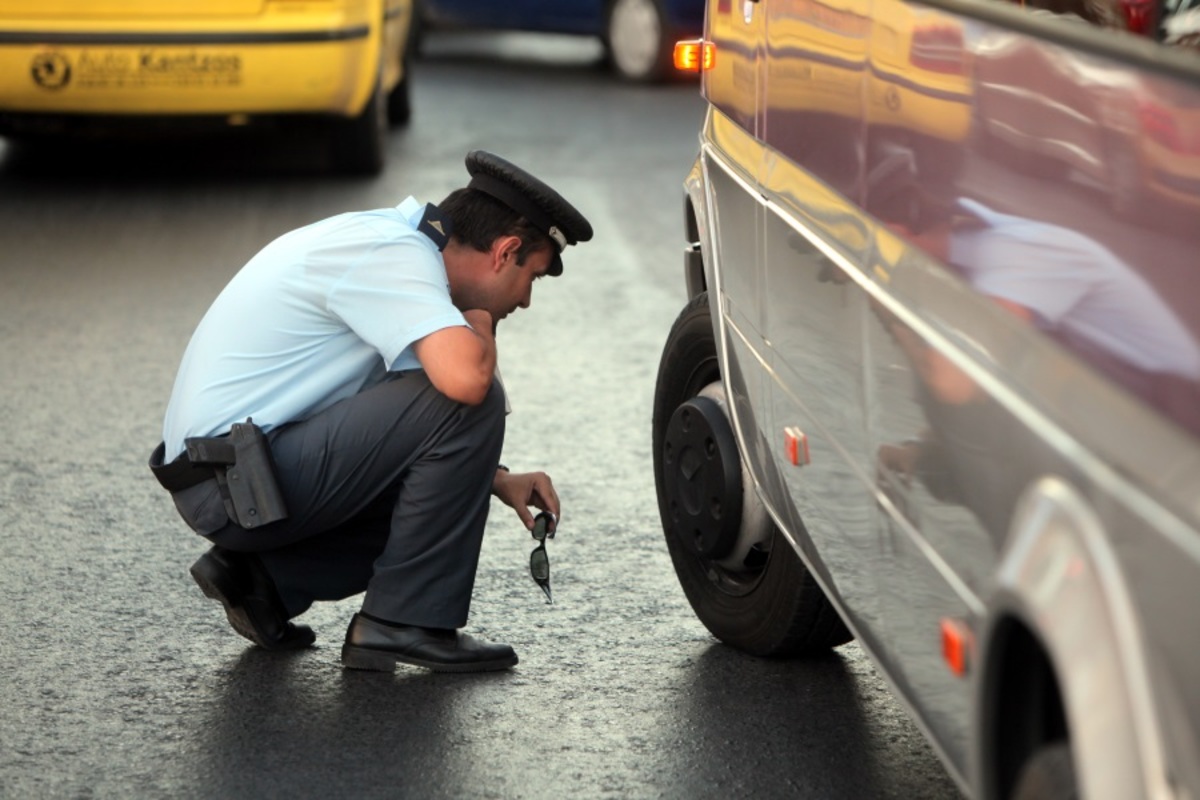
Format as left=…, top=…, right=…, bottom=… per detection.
left=414, top=0, right=703, bottom=81
left=654, top=0, right=1200, bottom=797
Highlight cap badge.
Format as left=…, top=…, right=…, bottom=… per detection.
left=548, top=225, right=567, bottom=252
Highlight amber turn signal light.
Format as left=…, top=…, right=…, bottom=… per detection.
left=941, top=618, right=974, bottom=677
left=784, top=426, right=810, bottom=466
left=674, top=39, right=715, bottom=72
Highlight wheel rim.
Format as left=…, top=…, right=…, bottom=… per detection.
left=661, top=380, right=776, bottom=599
left=663, top=395, right=744, bottom=561
left=609, top=0, right=662, bottom=79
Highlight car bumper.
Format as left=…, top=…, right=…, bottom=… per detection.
left=0, top=20, right=378, bottom=118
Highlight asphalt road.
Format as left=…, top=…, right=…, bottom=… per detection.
left=0, top=32, right=962, bottom=800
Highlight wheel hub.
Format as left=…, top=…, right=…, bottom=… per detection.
left=663, top=395, right=744, bottom=560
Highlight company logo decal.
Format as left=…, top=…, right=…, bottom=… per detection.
left=31, top=52, right=71, bottom=90
left=884, top=85, right=901, bottom=112
left=30, top=49, right=241, bottom=91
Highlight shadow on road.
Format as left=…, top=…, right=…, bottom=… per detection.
left=0, top=126, right=346, bottom=187
left=190, top=646, right=499, bottom=797
left=181, top=641, right=960, bottom=799
left=655, top=644, right=962, bottom=798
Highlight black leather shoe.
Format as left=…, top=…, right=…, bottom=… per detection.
left=190, top=547, right=315, bottom=651
left=341, top=613, right=517, bottom=673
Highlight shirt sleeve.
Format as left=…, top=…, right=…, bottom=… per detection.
left=327, top=236, right=467, bottom=369
left=955, top=228, right=1093, bottom=325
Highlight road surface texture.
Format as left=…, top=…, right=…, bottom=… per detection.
left=0, top=32, right=962, bottom=800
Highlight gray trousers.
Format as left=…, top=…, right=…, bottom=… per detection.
left=174, top=371, right=506, bottom=629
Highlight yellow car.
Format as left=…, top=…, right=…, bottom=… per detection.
left=0, top=0, right=414, bottom=174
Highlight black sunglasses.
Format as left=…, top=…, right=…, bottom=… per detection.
left=530, top=511, right=556, bottom=604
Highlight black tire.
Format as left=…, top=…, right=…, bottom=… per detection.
left=652, top=293, right=853, bottom=657
left=330, top=78, right=387, bottom=176
left=604, top=0, right=673, bottom=83
left=1011, top=742, right=1078, bottom=800
left=386, top=68, right=411, bottom=126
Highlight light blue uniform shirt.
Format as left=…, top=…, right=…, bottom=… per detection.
left=949, top=198, right=1200, bottom=380
left=162, top=196, right=466, bottom=460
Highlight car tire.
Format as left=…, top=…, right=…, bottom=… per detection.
left=652, top=292, right=854, bottom=657
left=330, top=76, right=387, bottom=176
left=386, top=65, right=412, bottom=126
left=1011, top=742, right=1078, bottom=800
left=605, top=0, right=673, bottom=83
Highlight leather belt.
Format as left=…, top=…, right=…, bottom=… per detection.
left=148, top=441, right=217, bottom=493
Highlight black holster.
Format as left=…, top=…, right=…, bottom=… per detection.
left=182, top=419, right=289, bottom=529
left=151, top=419, right=289, bottom=532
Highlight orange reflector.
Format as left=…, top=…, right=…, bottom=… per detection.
left=674, top=39, right=715, bottom=72
left=784, top=426, right=810, bottom=466
left=941, top=618, right=974, bottom=677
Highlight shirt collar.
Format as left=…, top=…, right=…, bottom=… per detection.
left=397, top=196, right=424, bottom=228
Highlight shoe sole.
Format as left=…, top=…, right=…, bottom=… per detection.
left=341, top=643, right=518, bottom=674
left=190, top=557, right=314, bottom=651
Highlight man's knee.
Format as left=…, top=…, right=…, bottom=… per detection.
left=366, top=370, right=505, bottom=449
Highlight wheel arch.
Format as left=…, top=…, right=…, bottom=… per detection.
left=974, top=476, right=1167, bottom=800
left=977, top=611, right=1069, bottom=800
left=683, top=188, right=706, bottom=299
left=683, top=157, right=710, bottom=299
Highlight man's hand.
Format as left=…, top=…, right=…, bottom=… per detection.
left=492, top=469, right=560, bottom=532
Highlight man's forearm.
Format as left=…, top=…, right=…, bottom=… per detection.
left=412, top=310, right=497, bottom=405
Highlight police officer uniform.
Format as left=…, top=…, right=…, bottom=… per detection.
left=150, top=152, right=592, bottom=670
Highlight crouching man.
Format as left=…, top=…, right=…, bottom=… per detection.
left=149, top=151, right=592, bottom=673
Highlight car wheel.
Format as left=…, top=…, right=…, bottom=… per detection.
left=652, top=292, right=853, bottom=657
left=1011, top=742, right=1078, bottom=800
left=330, top=76, right=387, bottom=176
left=386, top=64, right=412, bottom=126
left=605, top=0, right=672, bottom=83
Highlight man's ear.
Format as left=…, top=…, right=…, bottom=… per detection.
left=490, top=235, right=523, bottom=272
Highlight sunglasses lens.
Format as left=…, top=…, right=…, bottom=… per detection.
left=530, top=546, right=549, bottom=581
left=532, top=515, right=549, bottom=542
